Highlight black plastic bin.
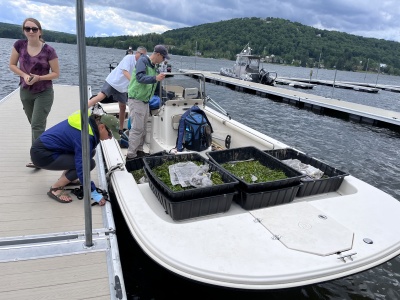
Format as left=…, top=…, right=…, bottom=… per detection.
left=237, top=183, right=302, bottom=210
left=125, top=151, right=167, bottom=181
left=148, top=178, right=237, bottom=221
left=143, top=153, right=239, bottom=201
left=206, top=146, right=304, bottom=210
left=143, top=153, right=239, bottom=220
left=265, top=148, right=349, bottom=197
left=206, top=146, right=304, bottom=193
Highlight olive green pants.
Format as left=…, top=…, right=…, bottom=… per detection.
left=20, top=87, right=54, bottom=145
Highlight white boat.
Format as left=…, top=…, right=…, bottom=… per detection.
left=220, top=43, right=277, bottom=85
left=99, top=72, right=400, bottom=290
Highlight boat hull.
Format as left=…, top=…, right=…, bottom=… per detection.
left=100, top=102, right=400, bottom=289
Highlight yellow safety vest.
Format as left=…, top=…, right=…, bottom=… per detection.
left=67, top=110, right=94, bottom=136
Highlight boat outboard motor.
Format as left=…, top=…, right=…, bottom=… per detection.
left=259, top=69, right=277, bottom=86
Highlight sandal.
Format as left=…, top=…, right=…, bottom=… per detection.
left=26, top=162, right=40, bottom=169
left=65, top=179, right=81, bottom=186
left=47, top=186, right=73, bottom=203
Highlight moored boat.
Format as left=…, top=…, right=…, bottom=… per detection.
left=220, top=43, right=277, bottom=86
left=98, top=72, right=400, bottom=290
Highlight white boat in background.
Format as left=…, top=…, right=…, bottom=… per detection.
left=220, top=43, right=277, bottom=85
left=98, top=72, right=400, bottom=290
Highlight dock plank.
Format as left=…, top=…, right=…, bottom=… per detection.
left=0, top=253, right=110, bottom=299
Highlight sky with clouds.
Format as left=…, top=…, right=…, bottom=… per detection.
left=1, top=0, right=399, bottom=42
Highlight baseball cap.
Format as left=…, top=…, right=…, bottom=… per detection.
left=100, top=114, right=120, bottom=141
left=154, top=45, right=170, bottom=60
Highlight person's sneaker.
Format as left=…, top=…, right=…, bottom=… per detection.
left=126, top=155, right=137, bottom=161
left=137, top=150, right=149, bottom=157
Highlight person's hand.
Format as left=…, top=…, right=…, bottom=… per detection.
left=156, top=73, right=166, bottom=81
left=91, top=189, right=106, bottom=206
left=25, top=74, right=40, bottom=85
left=98, top=198, right=107, bottom=206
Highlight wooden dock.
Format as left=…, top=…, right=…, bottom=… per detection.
left=180, top=69, right=400, bottom=131
left=0, top=85, right=126, bottom=299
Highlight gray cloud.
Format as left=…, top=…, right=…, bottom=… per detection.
left=1, top=0, right=399, bottom=41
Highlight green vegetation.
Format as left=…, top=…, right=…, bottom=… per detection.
left=130, top=169, right=146, bottom=184
left=221, top=160, right=287, bottom=183
left=2, top=17, right=400, bottom=74
left=152, top=160, right=224, bottom=192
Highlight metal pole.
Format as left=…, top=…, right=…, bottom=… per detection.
left=364, top=58, right=369, bottom=82
left=76, top=0, right=93, bottom=247
left=195, top=41, right=197, bottom=70
left=331, top=68, right=337, bottom=99
left=316, top=52, right=321, bottom=79
left=375, top=62, right=380, bottom=88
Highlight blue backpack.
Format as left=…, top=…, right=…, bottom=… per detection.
left=176, top=105, right=213, bottom=152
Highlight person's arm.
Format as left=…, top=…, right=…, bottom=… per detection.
left=122, top=69, right=131, bottom=81
left=9, top=47, right=31, bottom=83
left=134, top=57, right=159, bottom=84
left=73, top=137, right=106, bottom=206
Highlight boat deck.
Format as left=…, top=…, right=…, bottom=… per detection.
left=0, top=85, right=125, bottom=299
left=179, top=69, right=400, bottom=130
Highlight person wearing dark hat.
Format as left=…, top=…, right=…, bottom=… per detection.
left=30, top=111, right=120, bottom=205
left=126, top=45, right=170, bottom=160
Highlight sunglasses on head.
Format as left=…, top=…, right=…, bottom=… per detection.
left=24, top=26, right=39, bottom=33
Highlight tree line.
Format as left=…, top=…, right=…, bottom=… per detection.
left=2, top=17, right=400, bottom=75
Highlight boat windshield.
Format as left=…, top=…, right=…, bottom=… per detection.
left=236, top=56, right=248, bottom=66
left=248, top=58, right=260, bottom=68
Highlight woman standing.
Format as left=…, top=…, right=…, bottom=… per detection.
left=9, top=18, right=60, bottom=168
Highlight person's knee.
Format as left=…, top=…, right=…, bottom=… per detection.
left=90, top=159, right=96, bottom=170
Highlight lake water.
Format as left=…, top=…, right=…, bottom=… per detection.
left=1, top=38, right=400, bottom=299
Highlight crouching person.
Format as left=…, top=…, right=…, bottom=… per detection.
left=30, top=111, right=120, bottom=205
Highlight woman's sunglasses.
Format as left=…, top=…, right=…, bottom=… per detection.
left=23, top=26, right=39, bottom=33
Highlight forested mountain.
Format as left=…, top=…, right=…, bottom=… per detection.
left=2, top=17, right=400, bottom=75
left=0, top=22, right=76, bottom=44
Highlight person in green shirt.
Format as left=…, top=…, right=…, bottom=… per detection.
left=126, top=45, right=170, bottom=160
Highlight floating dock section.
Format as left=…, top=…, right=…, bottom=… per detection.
left=274, top=78, right=316, bottom=89
left=180, top=69, right=400, bottom=132
left=278, top=77, right=380, bottom=93
left=0, top=85, right=126, bottom=299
